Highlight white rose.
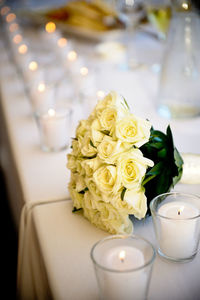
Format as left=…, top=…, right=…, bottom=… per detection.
left=116, top=114, right=151, bottom=147
left=68, top=179, right=84, bottom=209
left=71, top=139, right=81, bottom=157
left=116, top=148, right=154, bottom=189
left=95, top=91, right=129, bottom=114
left=93, top=165, right=121, bottom=194
left=81, top=132, right=97, bottom=157
left=76, top=119, right=90, bottom=138
left=85, top=177, right=102, bottom=201
left=97, top=136, right=122, bottom=164
left=91, top=129, right=104, bottom=147
left=81, top=157, right=102, bottom=178
left=123, top=186, right=147, bottom=219
left=98, top=107, right=117, bottom=134
left=67, top=154, right=77, bottom=173
left=82, top=192, right=133, bottom=234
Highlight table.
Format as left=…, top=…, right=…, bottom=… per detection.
left=0, top=9, right=200, bottom=300
left=17, top=192, right=200, bottom=300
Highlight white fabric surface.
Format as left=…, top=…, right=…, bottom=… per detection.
left=17, top=194, right=200, bottom=300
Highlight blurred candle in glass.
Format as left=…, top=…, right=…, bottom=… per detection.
left=30, top=81, right=54, bottom=114
left=36, top=107, right=72, bottom=152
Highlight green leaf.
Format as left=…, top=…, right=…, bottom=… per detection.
left=121, top=187, right=127, bottom=201
left=121, top=95, right=130, bottom=110
left=157, top=148, right=167, bottom=158
left=82, top=154, right=97, bottom=159
left=100, top=130, right=110, bottom=136
left=145, top=161, right=164, bottom=176
left=78, top=187, right=89, bottom=194
left=90, top=140, right=96, bottom=148
left=142, top=174, right=157, bottom=186
left=72, top=207, right=82, bottom=213
left=141, top=125, right=183, bottom=213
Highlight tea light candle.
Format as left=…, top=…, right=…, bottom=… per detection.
left=102, top=246, right=144, bottom=270
left=30, top=81, right=54, bottom=113
left=38, top=108, right=69, bottom=151
left=158, top=201, right=199, bottom=259
left=65, top=50, right=84, bottom=74
left=22, top=60, right=44, bottom=85
left=57, top=37, right=72, bottom=58
left=100, top=246, right=147, bottom=300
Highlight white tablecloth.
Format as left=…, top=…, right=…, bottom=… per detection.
left=17, top=192, right=200, bottom=300
left=1, top=21, right=200, bottom=300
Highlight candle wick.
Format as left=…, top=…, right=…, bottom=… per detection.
left=178, top=211, right=180, bottom=215
left=120, top=258, right=124, bottom=263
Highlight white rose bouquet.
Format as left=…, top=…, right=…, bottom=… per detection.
left=67, top=91, right=183, bottom=234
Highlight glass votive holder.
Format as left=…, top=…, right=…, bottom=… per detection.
left=150, top=192, right=200, bottom=262
left=22, top=60, right=44, bottom=87
left=29, top=80, right=55, bottom=115
left=91, top=235, right=156, bottom=300
left=36, top=107, right=72, bottom=152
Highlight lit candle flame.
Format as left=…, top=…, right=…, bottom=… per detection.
left=18, top=44, right=28, bottom=54
left=28, top=61, right=38, bottom=71
left=9, top=23, right=19, bottom=32
left=67, top=51, right=77, bottom=62
left=80, top=67, right=88, bottom=76
left=178, top=206, right=184, bottom=216
left=182, top=2, right=189, bottom=10
left=13, top=34, right=22, bottom=44
left=119, top=250, right=126, bottom=263
left=96, top=90, right=105, bottom=99
left=48, top=108, right=56, bottom=117
left=57, top=37, right=67, bottom=48
left=1, top=6, right=10, bottom=16
left=45, top=22, right=56, bottom=33
left=6, top=13, right=16, bottom=22
left=38, top=83, right=46, bottom=92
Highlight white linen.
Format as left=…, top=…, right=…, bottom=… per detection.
left=18, top=195, right=200, bottom=300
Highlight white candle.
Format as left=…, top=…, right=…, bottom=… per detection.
left=100, top=246, right=147, bottom=300
left=39, top=108, right=70, bottom=151
left=30, top=81, right=54, bottom=113
left=158, top=201, right=199, bottom=259
left=56, top=37, right=72, bottom=58
left=22, top=61, right=44, bottom=86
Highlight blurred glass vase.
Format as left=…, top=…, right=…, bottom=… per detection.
left=157, top=10, right=200, bottom=118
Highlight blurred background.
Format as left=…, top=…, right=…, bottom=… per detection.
left=1, top=0, right=200, bottom=299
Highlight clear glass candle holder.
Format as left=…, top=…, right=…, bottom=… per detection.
left=91, top=235, right=156, bottom=300
left=36, top=107, right=72, bottom=152
left=29, top=80, right=55, bottom=115
left=150, top=192, right=200, bottom=262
